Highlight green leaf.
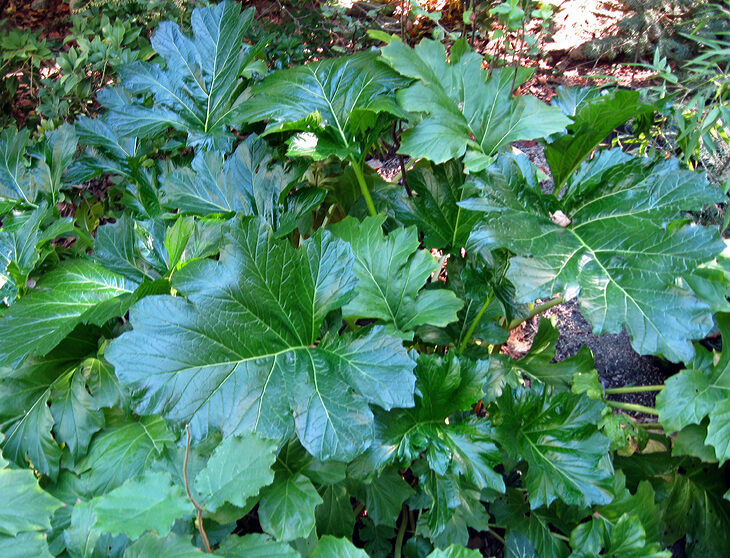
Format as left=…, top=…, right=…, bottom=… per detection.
left=0, top=532, right=54, bottom=558
left=545, top=87, right=656, bottom=189
left=491, top=488, right=569, bottom=558
left=50, top=367, right=106, bottom=461
left=0, top=260, right=136, bottom=368
left=258, top=471, right=323, bottom=541
left=426, top=547, right=482, bottom=558
left=360, top=468, right=415, bottom=527
left=31, top=124, right=77, bottom=204
left=110, top=1, right=260, bottom=151
left=656, top=314, right=730, bottom=463
left=486, top=317, right=595, bottom=402
left=63, top=500, right=101, bottom=558
left=0, top=467, right=63, bottom=535
left=492, top=386, right=614, bottom=509
left=0, top=332, right=100, bottom=477
left=331, top=216, right=462, bottom=336
left=316, top=483, right=355, bottom=538
left=465, top=151, right=724, bottom=362
left=380, top=40, right=570, bottom=172
left=0, top=127, right=35, bottom=206
left=216, top=533, right=300, bottom=557
left=505, top=532, right=539, bottom=558
left=124, top=532, right=205, bottom=557
left=194, top=433, right=276, bottom=512
left=74, top=411, right=175, bottom=496
left=240, top=51, right=408, bottom=160
left=93, top=471, right=191, bottom=539
left=358, top=354, right=504, bottom=494
left=391, top=161, right=481, bottom=251
left=163, top=135, right=295, bottom=226
left=310, top=535, right=368, bottom=558
left=107, top=217, right=415, bottom=461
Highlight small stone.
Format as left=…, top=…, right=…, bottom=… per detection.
left=31, top=0, right=48, bottom=10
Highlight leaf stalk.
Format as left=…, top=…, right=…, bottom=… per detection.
left=604, top=385, right=664, bottom=394
left=349, top=156, right=378, bottom=217
left=607, top=401, right=660, bottom=416
left=393, top=504, right=408, bottom=558
left=459, top=294, right=495, bottom=353
left=507, top=295, right=565, bottom=330
left=184, top=425, right=212, bottom=553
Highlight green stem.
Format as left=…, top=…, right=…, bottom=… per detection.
left=350, top=157, right=377, bottom=217
left=73, top=226, right=94, bottom=250
left=389, top=157, right=419, bottom=184
left=507, top=295, right=564, bottom=330
left=393, top=505, right=408, bottom=558
left=459, top=294, right=495, bottom=353
left=607, top=401, right=660, bottom=416
left=354, top=502, right=365, bottom=517
left=604, top=385, right=664, bottom=394
left=636, top=421, right=664, bottom=430
left=184, top=425, right=212, bottom=553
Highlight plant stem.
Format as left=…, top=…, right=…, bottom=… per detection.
left=393, top=505, right=408, bottom=558
left=607, top=401, right=660, bottom=416
left=184, top=425, right=212, bottom=553
left=349, top=157, right=377, bottom=217
left=636, top=421, right=664, bottom=430
left=507, top=295, right=564, bottom=330
left=459, top=294, right=495, bottom=353
left=354, top=502, right=365, bottom=517
left=73, top=226, right=94, bottom=250
left=604, top=385, right=664, bottom=394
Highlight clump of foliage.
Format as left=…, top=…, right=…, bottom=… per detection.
left=1, top=2, right=730, bottom=557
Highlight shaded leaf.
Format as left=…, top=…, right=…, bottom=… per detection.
left=258, top=471, right=322, bottom=542
left=124, top=532, right=204, bottom=558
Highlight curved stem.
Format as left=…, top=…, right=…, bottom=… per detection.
left=607, top=401, right=659, bottom=416
left=350, top=157, right=377, bottom=217
left=604, top=385, right=664, bottom=395
left=507, top=295, right=564, bottom=331
left=185, top=425, right=212, bottom=553
left=459, top=294, right=495, bottom=353
left=393, top=505, right=408, bottom=558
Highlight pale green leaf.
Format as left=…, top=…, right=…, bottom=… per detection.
left=216, top=533, right=300, bottom=557
left=427, top=546, right=482, bottom=558
left=380, top=40, right=570, bottom=171
left=93, top=471, right=191, bottom=539
left=124, top=532, right=204, bottom=558
left=0, top=468, right=63, bottom=535
left=0, top=532, right=54, bottom=558
left=194, top=433, right=276, bottom=512
left=310, top=535, right=368, bottom=558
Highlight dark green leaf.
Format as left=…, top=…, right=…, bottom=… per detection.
left=546, top=88, right=655, bottom=189
left=331, top=216, right=462, bottom=336
left=124, top=532, right=204, bottom=558
left=107, top=217, right=415, bottom=461
left=465, top=151, right=724, bottom=362
left=258, top=471, right=322, bottom=541
left=240, top=52, right=408, bottom=160
left=316, top=483, right=355, bottom=538
left=0, top=260, right=136, bottom=368
left=492, top=386, right=613, bottom=509
left=505, top=532, right=539, bottom=558
left=111, top=1, right=260, bottom=151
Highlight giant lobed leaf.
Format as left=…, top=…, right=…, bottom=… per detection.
left=107, top=216, right=415, bottom=461
left=331, top=216, right=462, bottom=337
left=109, top=1, right=261, bottom=151
left=380, top=39, right=570, bottom=172
left=491, top=385, right=614, bottom=509
left=464, top=150, right=724, bottom=362
left=0, top=260, right=136, bottom=368
left=239, top=51, right=408, bottom=160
